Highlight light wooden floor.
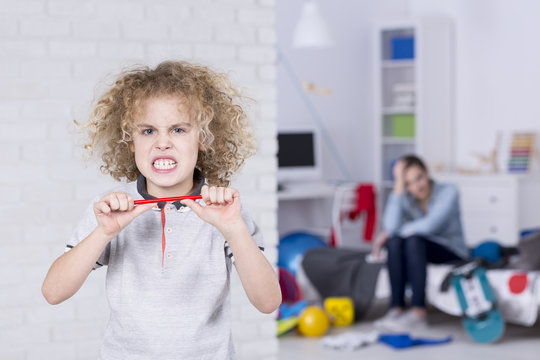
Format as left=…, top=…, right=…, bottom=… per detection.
left=279, top=308, right=540, bottom=360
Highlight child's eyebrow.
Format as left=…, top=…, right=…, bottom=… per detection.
left=170, top=122, right=193, bottom=129
left=136, top=122, right=193, bottom=129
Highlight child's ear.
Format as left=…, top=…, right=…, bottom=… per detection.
left=129, top=142, right=135, bottom=152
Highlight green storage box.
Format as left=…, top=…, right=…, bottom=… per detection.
left=392, top=114, right=415, bottom=137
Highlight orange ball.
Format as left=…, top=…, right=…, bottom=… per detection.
left=297, top=305, right=330, bottom=337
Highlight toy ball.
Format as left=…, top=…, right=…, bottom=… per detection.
left=279, top=267, right=303, bottom=303
left=471, top=240, right=502, bottom=264
left=297, top=305, right=330, bottom=337
left=278, top=232, right=327, bottom=277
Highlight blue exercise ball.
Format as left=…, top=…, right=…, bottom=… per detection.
left=471, top=240, right=502, bottom=264
left=278, top=232, right=327, bottom=277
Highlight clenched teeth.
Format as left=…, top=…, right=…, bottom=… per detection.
left=153, top=159, right=177, bottom=170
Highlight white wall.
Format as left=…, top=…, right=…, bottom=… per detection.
left=277, top=0, right=540, bottom=240
left=278, top=0, right=540, bottom=180
left=276, top=1, right=408, bottom=240
left=277, top=0, right=408, bottom=183
left=0, top=1, right=278, bottom=359
left=409, top=0, right=540, bottom=170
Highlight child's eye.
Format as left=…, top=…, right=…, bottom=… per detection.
left=142, top=129, right=154, bottom=135
left=172, top=128, right=185, bottom=134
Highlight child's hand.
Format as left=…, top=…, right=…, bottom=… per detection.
left=94, top=192, right=154, bottom=238
left=181, top=185, right=243, bottom=232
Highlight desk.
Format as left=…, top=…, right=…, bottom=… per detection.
left=278, top=181, right=336, bottom=201
left=277, top=181, right=337, bottom=237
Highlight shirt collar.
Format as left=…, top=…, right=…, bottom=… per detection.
left=136, top=169, right=205, bottom=210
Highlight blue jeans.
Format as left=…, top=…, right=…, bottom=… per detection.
left=386, top=235, right=461, bottom=308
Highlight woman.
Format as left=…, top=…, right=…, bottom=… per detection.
left=372, top=155, right=468, bottom=330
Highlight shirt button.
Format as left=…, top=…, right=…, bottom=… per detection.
left=179, top=207, right=186, bottom=213
left=166, top=227, right=172, bottom=233
left=166, top=206, right=173, bottom=211
left=166, top=253, right=172, bottom=259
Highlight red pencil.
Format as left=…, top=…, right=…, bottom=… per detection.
left=134, top=195, right=202, bottom=205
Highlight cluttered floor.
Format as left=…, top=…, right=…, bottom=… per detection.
left=278, top=307, right=540, bottom=360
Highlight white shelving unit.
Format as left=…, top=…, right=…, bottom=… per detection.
left=373, top=17, right=454, bottom=207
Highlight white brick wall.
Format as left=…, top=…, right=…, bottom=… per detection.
left=0, top=1, right=278, bottom=359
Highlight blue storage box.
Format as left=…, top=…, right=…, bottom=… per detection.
left=391, top=36, right=414, bottom=60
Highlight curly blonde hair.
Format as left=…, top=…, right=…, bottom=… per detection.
left=83, top=61, right=256, bottom=186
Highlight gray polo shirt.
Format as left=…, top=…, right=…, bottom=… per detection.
left=66, top=173, right=264, bottom=360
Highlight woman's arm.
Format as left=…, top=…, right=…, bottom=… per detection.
left=399, top=184, right=459, bottom=237
left=382, top=192, right=407, bottom=235
left=382, top=160, right=407, bottom=235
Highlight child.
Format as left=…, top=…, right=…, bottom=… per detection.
left=42, top=61, right=282, bottom=359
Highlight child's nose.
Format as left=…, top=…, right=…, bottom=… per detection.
left=155, top=134, right=172, bottom=150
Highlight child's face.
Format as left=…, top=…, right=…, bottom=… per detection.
left=130, top=96, right=200, bottom=197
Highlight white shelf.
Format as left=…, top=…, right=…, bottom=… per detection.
left=382, top=106, right=415, bottom=115
left=278, top=181, right=336, bottom=201
left=382, top=59, right=415, bottom=68
left=374, top=17, right=454, bottom=211
left=383, top=137, right=415, bottom=145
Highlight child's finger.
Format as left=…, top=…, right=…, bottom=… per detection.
left=108, top=193, right=120, bottom=211
left=127, top=196, right=135, bottom=211
left=216, top=187, right=225, bottom=204
left=94, top=201, right=111, bottom=215
left=224, top=188, right=234, bottom=203
left=208, top=186, right=217, bottom=204
left=117, top=193, right=130, bottom=211
left=132, top=202, right=154, bottom=217
left=181, top=199, right=204, bottom=217
left=201, top=185, right=210, bottom=204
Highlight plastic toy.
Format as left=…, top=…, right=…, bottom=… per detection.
left=471, top=241, right=502, bottom=264
left=450, top=261, right=505, bottom=343
left=379, top=334, right=452, bottom=349
left=324, top=297, right=354, bottom=326
left=279, top=300, right=307, bottom=320
left=297, top=305, right=330, bottom=337
left=279, top=267, right=302, bottom=303
left=278, top=232, right=327, bottom=277
left=277, top=317, right=299, bottom=336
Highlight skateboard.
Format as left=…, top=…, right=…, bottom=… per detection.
left=450, top=261, right=505, bottom=343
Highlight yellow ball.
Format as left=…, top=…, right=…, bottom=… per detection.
left=297, top=305, right=330, bottom=337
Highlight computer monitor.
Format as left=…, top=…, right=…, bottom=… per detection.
left=277, top=129, right=322, bottom=183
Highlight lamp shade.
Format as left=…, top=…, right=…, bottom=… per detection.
left=293, top=1, right=334, bottom=48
